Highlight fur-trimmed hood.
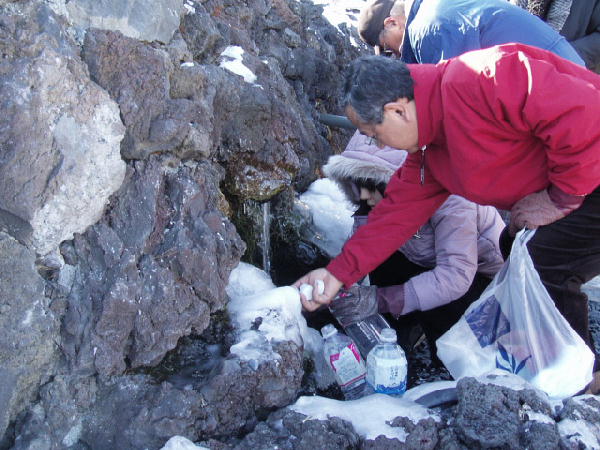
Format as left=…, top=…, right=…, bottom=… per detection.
left=323, top=131, right=407, bottom=203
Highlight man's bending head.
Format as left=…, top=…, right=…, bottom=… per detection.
left=358, top=0, right=408, bottom=56
left=343, top=56, right=420, bottom=153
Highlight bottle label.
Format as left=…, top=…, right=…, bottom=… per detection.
left=367, top=358, right=407, bottom=393
left=329, top=342, right=366, bottom=387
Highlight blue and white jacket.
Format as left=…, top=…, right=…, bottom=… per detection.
left=401, top=0, right=584, bottom=65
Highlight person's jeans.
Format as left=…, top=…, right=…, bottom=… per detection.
left=500, top=185, right=600, bottom=371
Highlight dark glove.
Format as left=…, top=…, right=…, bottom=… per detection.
left=328, top=285, right=378, bottom=327
left=509, top=188, right=567, bottom=236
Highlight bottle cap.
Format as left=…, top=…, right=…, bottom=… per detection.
left=321, top=324, right=338, bottom=339
left=380, top=327, right=397, bottom=342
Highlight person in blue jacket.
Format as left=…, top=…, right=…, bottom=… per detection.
left=357, top=0, right=584, bottom=65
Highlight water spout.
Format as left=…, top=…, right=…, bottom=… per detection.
left=262, top=201, right=271, bottom=274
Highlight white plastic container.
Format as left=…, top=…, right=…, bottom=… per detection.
left=321, top=324, right=368, bottom=400
left=366, top=327, right=407, bottom=396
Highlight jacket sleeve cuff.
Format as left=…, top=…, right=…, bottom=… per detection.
left=326, top=258, right=362, bottom=289
left=548, top=184, right=585, bottom=213
left=401, top=282, right=420, bottom=315
left=376, top=284, right=405, bottom=317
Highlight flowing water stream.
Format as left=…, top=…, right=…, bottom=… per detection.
left=261, top=201, right=271, bottom=275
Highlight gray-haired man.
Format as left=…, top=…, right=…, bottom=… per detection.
left=295, top=43, right=600, bottom=393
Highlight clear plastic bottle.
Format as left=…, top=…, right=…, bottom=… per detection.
left=342, top=313, right=392, bottom=358
left=366, top=327, right=407, bottom=396
left=321, top=324, right=368, bottom=400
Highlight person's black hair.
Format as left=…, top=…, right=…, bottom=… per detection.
left=355, top=178, right=387, bottom=196
left=343, top=55, right=414, bottom=124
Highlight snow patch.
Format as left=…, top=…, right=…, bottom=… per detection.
left=291, top=394, right=438, bottom=441
left=226, top=263, right=324, bottom=371
left=219, top=46, right=259, bottom=85
left=226, top=262, right=275, bottom=299
left=403, top=380, right=457, bottom=403
left=583, top=275, right=600, bottom=303
left=160, top=436, right=208, bottom=450
left=297, top=178, right=355, bottom=257
left=558, top=419, right=600, bottom=449
left=309, top=0, right=366, bottom=42
left=477, top=369, right=549, bottom=397
left=524, top=410, right=554, bottom=425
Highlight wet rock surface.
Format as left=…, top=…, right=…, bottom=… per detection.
left=226, top=409, right=361, bottom=449
left=453, top=376, right=558, bottom=448
left=60, top=156, right=244, bottom=377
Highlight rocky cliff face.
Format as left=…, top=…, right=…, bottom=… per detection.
left=0, top=0, right=360, bottom=448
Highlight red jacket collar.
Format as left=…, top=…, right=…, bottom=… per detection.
left=408, top=63, right=446, bottom=149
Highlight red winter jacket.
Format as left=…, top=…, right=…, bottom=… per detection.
left=328, top=43, right=600, bottom=287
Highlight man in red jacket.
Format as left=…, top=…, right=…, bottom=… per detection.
left=295, top=43, right=600, bottom=391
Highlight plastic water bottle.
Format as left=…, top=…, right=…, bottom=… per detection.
left=366, top=327, right=407, bottom=396
left=321, top=324, right=368, bottom=400
left=342, top=313, right=392, bottom=358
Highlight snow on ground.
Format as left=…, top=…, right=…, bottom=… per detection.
left=558, top=418, right=600, bottom=449
left=219, top=46, right=260, bottom=86
left=227, top=263, right=305, bottom=357
left=583, top=276, right=600, bottom=303
left=296, top=178, right=355, bottom=257
left=160, top=436, right=208, bottom=450
left=226, top=262, right=333, bottom=386
left=226, top=261, right=274, bottom=299
left=309, top=0, right=368, bottom=46
left=182, top=0, right=196, bottom=15
left=291, top=393, right=438, bottom=441
left=476, top=369, right=549, bottom=394
left=403, top=380, right=457, bottom=403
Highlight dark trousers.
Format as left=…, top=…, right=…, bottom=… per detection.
left=371, top=251, right=492, bottom=363
left=500, top=186, right=600, bottom=371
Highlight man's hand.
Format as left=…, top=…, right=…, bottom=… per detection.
left=509, top=189, right=568, bottom=236
left=293, top=268, right=343, bottom=312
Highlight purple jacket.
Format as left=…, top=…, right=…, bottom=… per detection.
left=353, top=195, right=504, bottom=312
left=324, top=132, right=505, bottom=314
left=397, top=195, right=503, bottom=311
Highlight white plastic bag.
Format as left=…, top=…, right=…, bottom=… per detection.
left=437, top=229, right=594, bottom=399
